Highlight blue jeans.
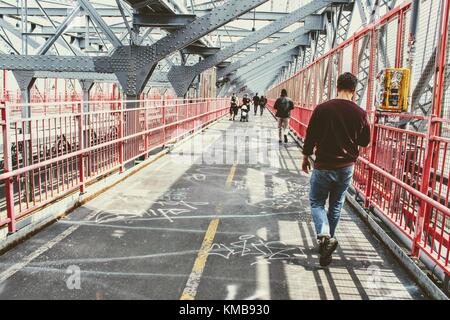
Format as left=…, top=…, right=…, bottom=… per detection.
left=309, top=165, right=354, bottom=238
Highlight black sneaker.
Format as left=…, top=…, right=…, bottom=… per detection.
left=320, top=254, right=333, bottom=267
left=284, top=135, right=288, bottom=143
left=319, top=237, right=338, bottom=267
left=318, top=238, right=326, bottom=256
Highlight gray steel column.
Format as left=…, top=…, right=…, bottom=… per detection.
left=79, top=79, right=95, bottom=112
left=13, top=71, right=36, bottom=117
left=12, top=70, right=36, bottom=203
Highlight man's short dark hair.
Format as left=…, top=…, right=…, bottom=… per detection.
left=281, top=89, right=288, bottom=97
left=337, top=72, right=358, bottom=92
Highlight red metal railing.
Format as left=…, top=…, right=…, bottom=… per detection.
left=267, top=0, right=450, bottom=276
left=0, top=97, right=228, bottom=233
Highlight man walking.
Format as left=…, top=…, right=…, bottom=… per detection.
left=259, top=96, right=267, bottom=116
left=274, top=89, right=294, bottom=143
left=302, top=72, right=370, bottom=267
left=253, top=93, right=260, bottom=115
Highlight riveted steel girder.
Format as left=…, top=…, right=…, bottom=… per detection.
left=234, top=42, right=304, bottom=78
left=167, top=0, right=337, bottom=97
left=0, top=18, right=40, bottom=49
left=234, top=53, right=298, bottom=85
left=0, top=17, right=83, bottom=55
left=246, top=73, right=279, bottom=93
left=0, top=54, right=170, bottom=81
left=39, top=26, right=290, bottom=38
left=150, top=0, right=270, bottom=60
left=196, top=10, right=289, bottom=21
left=0, top=6, right=289, bottom=21
left=37, top=4, right=82, bottom=55
left=235, top=67, right=283, bottom=93
left=218, top=15, right=323, bottom=79
left=33, top=71, right=117, bottom=81
left=232, top=57, right=292, bottom=84
left=133, top=14, right=197, bottom=29
left=0, top=0, right=269, bottom=96
left=238, top=66, right=285, bottom=89
left=77, top=0, right=123, bottom=48
left=0, top=6, right=121, bottom=17
left=235, top=62, right=291, bottom=86
left=112, top=0, right=270, bottom=95
left=0, top=55, right=104, bottom=72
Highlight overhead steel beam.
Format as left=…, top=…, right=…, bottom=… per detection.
left=0, top=55, right=105, bottom=72
left=234, top=54, right=296, bottom=82
left=212, top=29, right=289, bottom=37
left=0, top=6, right=122, bottom=16
left=234, top=42, right=305, bottom=78
left=32, top=71, right=117, bottom=81
left=37, top=4, right=81, bottom=55
left=39, top=26, right=290, bottom=38
left=167, top=0, right=337, bottom=96
left=236, top=64, right=289, bottom=88
left=0, top=15, right=84, bottom=55
left=111, top=0, right=270, bottom=96
left=0, top=6, right=291, bottom=23
left=0, top=0, right=270, bottom=97
left=183, top=44, right=221, bottom=56
left=232, top=55, right=293, bottom=84
left=246, top=73, right=279, bottom=93
left=0, top=17, right=41, bottom=49
left=217, top=15, right=322, bottom=78
left=0, top=53, right=168, bottom=84
left=196, top=10, right=291, bottom=21
left=77, top=0, right=123, bottom=48
left=234, top=64, right=284, bottom=91
left=35, top=0, right=80, bottom=55
left=234, top=54, right=299, bottom=84
left=133, top=14, right=197, bottom=28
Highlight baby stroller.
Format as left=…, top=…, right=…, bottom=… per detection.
left=240, top=104, right=249, bottom=122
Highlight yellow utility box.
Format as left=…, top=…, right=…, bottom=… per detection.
left=376, top=68, right=410, bottom=112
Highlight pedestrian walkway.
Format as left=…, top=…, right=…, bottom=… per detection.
left=0, top=111, right=426, bottom=300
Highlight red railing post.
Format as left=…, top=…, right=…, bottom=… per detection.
left=363, top=28, right=377, bottom=208
left=412, top=116, right=435, bottom=256
left=144, top=102, right=149, bottom=160
left=162, top=97, right=166, bottom=145
left=395, top=9, right=404, bottom=68
left=364, top=113, right=379, bottom=208
left=78, top=102, right=85, bottom=193
left=176, top=100, right=180, bottom=139
left=1, top=102, right=16, bottom=233
left=119, top=99, right=124, bottom=173
left=412, top=0, right=450, bottom=256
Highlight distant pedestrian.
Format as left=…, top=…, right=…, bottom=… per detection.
left=259, top=96, right=267, bottom=116
left=302, top=72, right=371, bottom=267
left=253, top=93, right=260, bottom=115
left=229, top=93, right=239, bottom=121
left=274, top=89, right=294, bottom=143
left=242, top=94, right=251, bottom=116
left=240, top=94, right=251, bottom=122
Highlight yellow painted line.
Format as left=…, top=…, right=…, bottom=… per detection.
left=225, top=161, right=238, bottom=188
left=180, top=217, right=220, bottom=300
left=180, top=161, right=238, bottom=300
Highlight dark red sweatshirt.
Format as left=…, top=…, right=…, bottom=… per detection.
left=302, top=99, right=371, bottom=170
